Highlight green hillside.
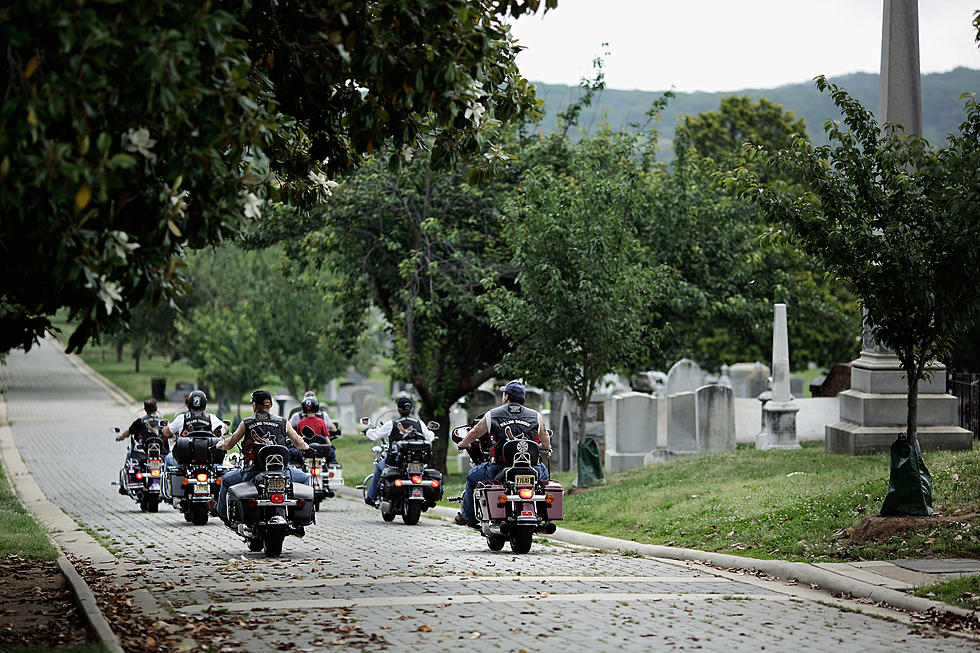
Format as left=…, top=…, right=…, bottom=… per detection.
left=529, top=67, right=979, bottom=157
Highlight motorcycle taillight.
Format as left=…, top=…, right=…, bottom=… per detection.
left=195, top=473, right=208, bottom=483
left=269, top=494, right=284, bottom=504
left=519, top=488, right=533, bottom=499
left=310, top=468, right=321, bottom=476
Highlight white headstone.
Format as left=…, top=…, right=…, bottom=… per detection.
left=696, top=385, right=736, bottom=453
left=604, top=392, right=658, bottom=473
left=667, top=391, right=698, bottom=454
left=666, top=359, right=704, bottom=396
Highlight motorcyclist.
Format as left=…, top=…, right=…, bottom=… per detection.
left=115, top=398, right=164, bottom=494
left=288, top=391, right=339, bottom=436
left=290, top=396, right=338, bottom=466
left=454, top=380, right=551, bottom=527
left=162, top=390, right=227, bottom=471
left=214, top=389, right=311, bottom=524
left=363, top=395, right=434, bottom=508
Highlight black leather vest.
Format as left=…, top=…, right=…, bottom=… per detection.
left=135, top=414, right=162, bottom=443
left=182, top=410, right=212, bottom=434
left=241, top=413, right=288, bottom=467
left=488, top=403, right=539, bottom=457
left=389, top=417, right=423, bottom=443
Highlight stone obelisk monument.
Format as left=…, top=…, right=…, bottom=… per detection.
left=759, top=303, right=800, bottom=449
left=825, top=0, right=972, bottom=455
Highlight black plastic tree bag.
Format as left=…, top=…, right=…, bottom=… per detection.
left=880, top=434, right=933, bottom=516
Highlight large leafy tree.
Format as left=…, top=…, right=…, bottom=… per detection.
left=725, top=78, right=980, bottom=483
left=483, top=125, right=668, bottom=443
left=0, top=0, right=553, bottom=355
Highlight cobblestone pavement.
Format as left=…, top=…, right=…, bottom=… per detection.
left=1, top=340, right=975, bottom=652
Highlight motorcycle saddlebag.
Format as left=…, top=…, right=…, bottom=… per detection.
left=228, top=481, right=260, bottom=524
left=476, top=482, right=507, bottom=520
left=543, top=480, right=564, bottom=520
left=173, top=436, right=225, bottom=466
left=422, top=469, right=443, bottom=502
left=168, top=473, right=186, bottom=499
left=289, top=482, right=315, bottom=525
left=380, top=466, right=403, bottom=496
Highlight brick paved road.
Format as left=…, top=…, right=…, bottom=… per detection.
left=1, top=340, right=975, bottom=652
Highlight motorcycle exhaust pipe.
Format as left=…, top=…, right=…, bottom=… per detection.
left=537, top=523, right=557, bottom=535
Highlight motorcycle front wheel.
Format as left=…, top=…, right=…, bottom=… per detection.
left=487, top=534, right=506, bottom=551
left=247, top=537, right=264, bottom=552
left=145, top=495, right=160, bottom=513
left=510, top=527, right=533, bottom=554
left=402, top=502, right=422, bottom=525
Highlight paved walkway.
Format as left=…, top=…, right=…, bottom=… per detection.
left=0, top=339, right=976, bottom=652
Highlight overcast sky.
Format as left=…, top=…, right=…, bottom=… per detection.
left=508, top=0, right=980, bottom=93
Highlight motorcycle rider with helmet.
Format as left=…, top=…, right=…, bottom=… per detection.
left=290, top=396, right=339, bottom=466
left=288, top=391, right=339, bottom=436
left=363, top=395, right=433, bottom=507
left=214, top=389, right=311, bottom=524
left=454, top=380, right=551, bottom=527
left=162, top=390, right=227, bottom=471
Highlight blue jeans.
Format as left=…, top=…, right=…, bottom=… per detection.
left=164, top=453, right=179, bottom=469
left=366, top=459, right=386, bottom=502
left=460, top=462, right=549, bottom=522
left=217, top=467, right=309, bottom=520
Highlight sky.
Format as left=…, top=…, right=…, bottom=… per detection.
left=507, top=0, right=980, bottom=93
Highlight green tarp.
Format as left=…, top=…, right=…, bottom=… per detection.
left=880, top=435, right=934, bottom=516
left=575, top=438, right=605, bottom=488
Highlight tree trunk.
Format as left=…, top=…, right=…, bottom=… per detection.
left=906, top=374, right=919, bottom=446
left=116, top=344, right=123, bottom=363
left=133, top=352, right=140, bottom=374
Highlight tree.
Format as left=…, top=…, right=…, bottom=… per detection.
left=724, top=78, right=980, bottom=513
left=483, top=126, right=667, bottom=444
left=679, top=96, right=808, bottom=185
left=1, top=0, right=553, bottom=355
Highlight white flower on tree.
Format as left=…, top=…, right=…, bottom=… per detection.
left=308, top=171, right=339, bottom=196
left=242, top=191, right=264, bottom=219
left=125, top=127, right=157, bottom=162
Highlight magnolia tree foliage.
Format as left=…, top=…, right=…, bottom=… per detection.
left=483, top=127, right=668, bottom=443
left=0, top=0, right=553, bottom=354
left=724, top=78, right=980, bottom=445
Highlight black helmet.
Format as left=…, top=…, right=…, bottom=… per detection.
left=395, top=396, right=414, bottom=414
left=301, top=396, right=319, bottom=412
left=186, top=390, right=207, bottom=410
left=251, top=389, right=273, bottom=408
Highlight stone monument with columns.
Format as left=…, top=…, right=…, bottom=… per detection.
left=758, top=303, right=800, bottom=449
left=825, top=0, right=972, bottom=455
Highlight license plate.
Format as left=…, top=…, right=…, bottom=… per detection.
left=266, top=477, right=286, bottom=492
left=147, top=460, right=163, bottom=471
left=407, top=463, right=423, bottom=475
left=514, top=475, right=535, bottom=486
left=194, top=483, right=209, bottom=494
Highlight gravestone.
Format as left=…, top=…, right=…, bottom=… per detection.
left=759, top=304, right=801, bottom=450
left=604, top=392, right=658, bottom=473
left=728, top=362, right=770, bottom=398
left=667, top=391, right=698, bottom=454
left=349, top=386, right=378, bottom=419
left=810, top=363, right=852, bottom=397
left=168, top=381, right=195, bottom=404
left=696, top=385, right=736, bottom=453
left=666, top=359, right=704, bottom=396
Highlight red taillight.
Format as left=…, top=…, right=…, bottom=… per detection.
left=411, top=475, right=422, bottom=484
left=135, top=472, right=144, bottom=480
left=247, top=499, right=258, bottom=508
left=431, top=480, right=439, bottom=488
left=269, top=494, right=284, bottom=504
left=295, top=498, right=306, bottom=509
left=310, top=468, right=321, bottom=476
left=196, top=473, right=208, bottom=483
left=394, top=479, right=403, bottom=487
left=519, top=488, right=533, bottom=499
left=150, top=469, right=161, bottom=478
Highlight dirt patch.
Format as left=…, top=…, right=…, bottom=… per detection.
left=850, top=512, right=979, bottom=544
left=0, top=554, right=93, bottom=650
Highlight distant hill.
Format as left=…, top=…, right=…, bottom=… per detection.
left=528, top=67, right=979, bottom=158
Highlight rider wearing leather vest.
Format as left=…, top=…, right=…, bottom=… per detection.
left=363, top=395, right=434, bottom=506
left=240, top=413, right=289, bottom=468
left=486, top=402, right=540, bottom=463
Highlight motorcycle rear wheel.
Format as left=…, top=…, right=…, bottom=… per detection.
left=145, top=496, right=160, bottom=513
left=487, top=534, right=506, bottom=551
left=190, top=503, right=209, bottom=526
left=381, top=507, right=396, bottom=522
left=263, top=531, right=285, bottom=557
left=402, top=502, right=422, bottom=525
left=247, top=538, right=264, bottom=552
left=510, top=527, right=533, bottom=554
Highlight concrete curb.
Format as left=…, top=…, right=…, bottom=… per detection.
left=0, top=393, right=126, bottom=653
left=337, top=484, right=979, bottom=620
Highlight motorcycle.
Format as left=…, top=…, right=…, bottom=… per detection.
left=296, top=429, right=343, bottom=511
left=115, top=425, right=167, bottom=513
left=451, top=427, right=563, bottom=554
left=356, top=417, right=443, bottom=525
left=225, top=427, right=329, bottom=557
left=163, top=430, right=226, bottom=525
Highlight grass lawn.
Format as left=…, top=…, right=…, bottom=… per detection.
left=0, top=460, right=57, bottom=560
left=553, top=442, right=979, bottom=562
left=912, top=574, right=980, bottom=611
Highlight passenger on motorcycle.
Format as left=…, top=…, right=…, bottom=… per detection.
left=161, top=390, right=227, bottom=471
left=454, top=380, right=551, bottom=527
left=363, top=395, right=434, bottom=507
left=290, top=396, right=338, bottom=466
left=214, top=389, right=312, bottom=523
left=288, top=391, right=339, bottom=435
